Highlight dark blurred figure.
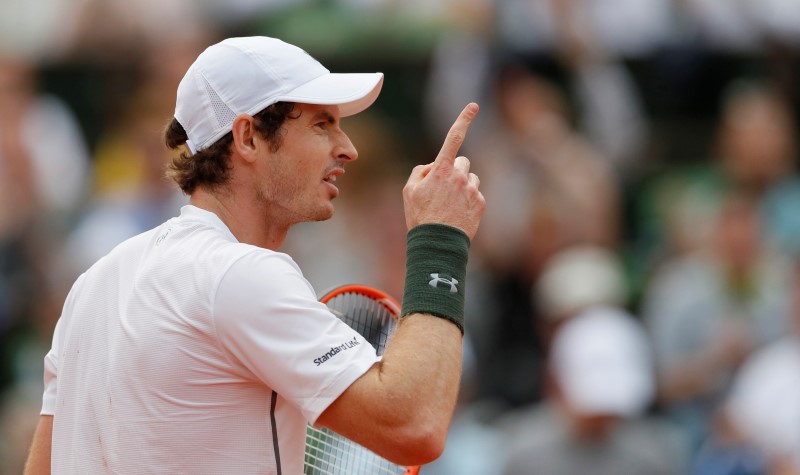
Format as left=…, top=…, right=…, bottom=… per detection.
left=698, top=263, right=800, bottom=475
left=637, top=82, right=800, bottom=266
left=466, top=63, right=622, bottom=410
left=499, top=307, right=686, bottom=475
left=643, top=191, right=794, bottom=452
left=0, top=53, right=91, bottom=475
left=59, top=35, right=215, bottom=275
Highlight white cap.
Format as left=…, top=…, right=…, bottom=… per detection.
left=175, top=36, right=384, bottom=153
left=550, top=307, right=654, bottom=417
left=536, top=246, right=627, bottom=320
left=726, top=339, right=800, bottom=464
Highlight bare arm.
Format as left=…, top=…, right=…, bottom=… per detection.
left=316, top=103, right=484, bottom=465
left=316, top=315, right=462, bottom=465
left=24, top=415, right=52, bottom=475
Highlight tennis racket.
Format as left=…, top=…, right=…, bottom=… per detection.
left=304, top=284, right=420, bottom=475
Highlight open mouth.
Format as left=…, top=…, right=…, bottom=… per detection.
left=323, top=168, right=344, bottom=183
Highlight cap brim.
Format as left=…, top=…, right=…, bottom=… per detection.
left=270, top=72, right=383, bottom=117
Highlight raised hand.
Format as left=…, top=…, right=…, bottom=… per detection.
left=403, top=103, right=485, bottom=240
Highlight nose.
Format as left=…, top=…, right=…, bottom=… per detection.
left=336, top=130, right=358, bottom=162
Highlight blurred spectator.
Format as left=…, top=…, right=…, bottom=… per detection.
left=677, top=0, right=762, bottom=53
left=535, top=245, right=628, bottom=340
left=473, top=63, right=622, bottom=272
left=716, top=84, right=800, bottom=257
left=637, top=82, right=800, bottom=265
left=0, top=55, right=91, bottom=236
left=723, top=342, right=800, bottom=475
left=59, top=35, right=212, bottom=275
left=56, top=0, right=207, bottom=65
left=61, top=93, right=188, bottom=275
left=0, top=70, right=89, bottom=465
left=677, top=0, right=800, bottom=53
left=478, top=243, right=630, bottom=413
left=463, top=64, right=623, bottom=405
left=499, top=307, right=686, bottom=475
left=713, top=267, right=800, bottom=475
left=545, top=0, right=651, bottom=176
left=423, top=0, right=494, bottom=150
left=493, top=0, right=671, bottom=59
left=642, top=190, right=794, bottom=452
left=0, top=0, right=78, bottom=61
left=425, top=0, right=652, bottom=177
left=689, top=410, right=769, bottom=475
left=0, top=53, right=91, bottom=402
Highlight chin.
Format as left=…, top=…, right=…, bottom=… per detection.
left=310, top=204, right=335, bottom=222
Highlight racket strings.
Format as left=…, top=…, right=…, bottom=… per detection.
left=328, top=293, right=394, bottom=355
left=305, top=427, right=404, bottom=475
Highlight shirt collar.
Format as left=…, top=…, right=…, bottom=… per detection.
left=178, top=205, right=239, bottom=243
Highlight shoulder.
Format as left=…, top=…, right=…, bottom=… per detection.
left=213, top=246, right=316, bottom=318
left=220, top=245, right=305, bottom=287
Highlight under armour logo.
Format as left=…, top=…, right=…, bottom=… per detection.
left=429, top=274, right=459, bottom=293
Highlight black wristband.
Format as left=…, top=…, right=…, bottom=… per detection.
left=401, top=223, right=470, bottom=334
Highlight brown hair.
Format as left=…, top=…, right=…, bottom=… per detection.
left=164, top=102, right=297, bottom=194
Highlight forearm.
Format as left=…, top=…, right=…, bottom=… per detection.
left=375, top=313, right=463, bottom=429
left=24, top=415, right=53, bottom=475
left=351, top=223, right=467, bottom=460
left=319, top=314, right=462, bottom=465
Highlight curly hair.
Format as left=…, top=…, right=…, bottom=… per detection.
left=164, top=102, right=297, bottom=194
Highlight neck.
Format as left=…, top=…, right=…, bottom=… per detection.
left=189, top=187, right=289, bottom=250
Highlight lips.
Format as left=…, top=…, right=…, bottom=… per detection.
left=323, top=168, right=344, bottom=183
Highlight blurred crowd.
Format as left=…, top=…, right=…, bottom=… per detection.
left=1, top=0, right=800, bottom=474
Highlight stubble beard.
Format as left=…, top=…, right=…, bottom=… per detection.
left=254, top=186, right=334, bottom=227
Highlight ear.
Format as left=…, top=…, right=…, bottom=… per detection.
left=231, top=114, right=260, bottom=163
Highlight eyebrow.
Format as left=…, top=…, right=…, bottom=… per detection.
left=310, top=110, right=336, bottom=124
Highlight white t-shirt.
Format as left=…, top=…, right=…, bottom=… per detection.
left=42, top=205, right=380, bottom=474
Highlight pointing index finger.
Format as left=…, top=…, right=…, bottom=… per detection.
left=435, top=103, right=479, bottom=167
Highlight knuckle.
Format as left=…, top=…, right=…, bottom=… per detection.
left=449, top=132, right=465, bottom=146
left=452, top=172, right=469, bottom=186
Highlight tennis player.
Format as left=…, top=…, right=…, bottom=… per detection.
left=24, top=36, right=484, bottom=474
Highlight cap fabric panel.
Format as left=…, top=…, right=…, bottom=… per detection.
left=175, top=65, right=216, bottom=149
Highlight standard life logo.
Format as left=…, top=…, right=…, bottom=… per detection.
left=314, top=337, right=361, bottom=366
left=429, top=273, right=458, bottom=293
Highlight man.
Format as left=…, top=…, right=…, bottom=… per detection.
left=500, top=307, right=685, bottom=475
left=24, top=36, right=484, bottom=474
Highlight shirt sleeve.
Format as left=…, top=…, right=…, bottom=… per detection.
left=41, top=344, right=58, bottom=415
left=212, top=250, right=379, bottom=424
left=41, top=273, right=86, bottom=415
